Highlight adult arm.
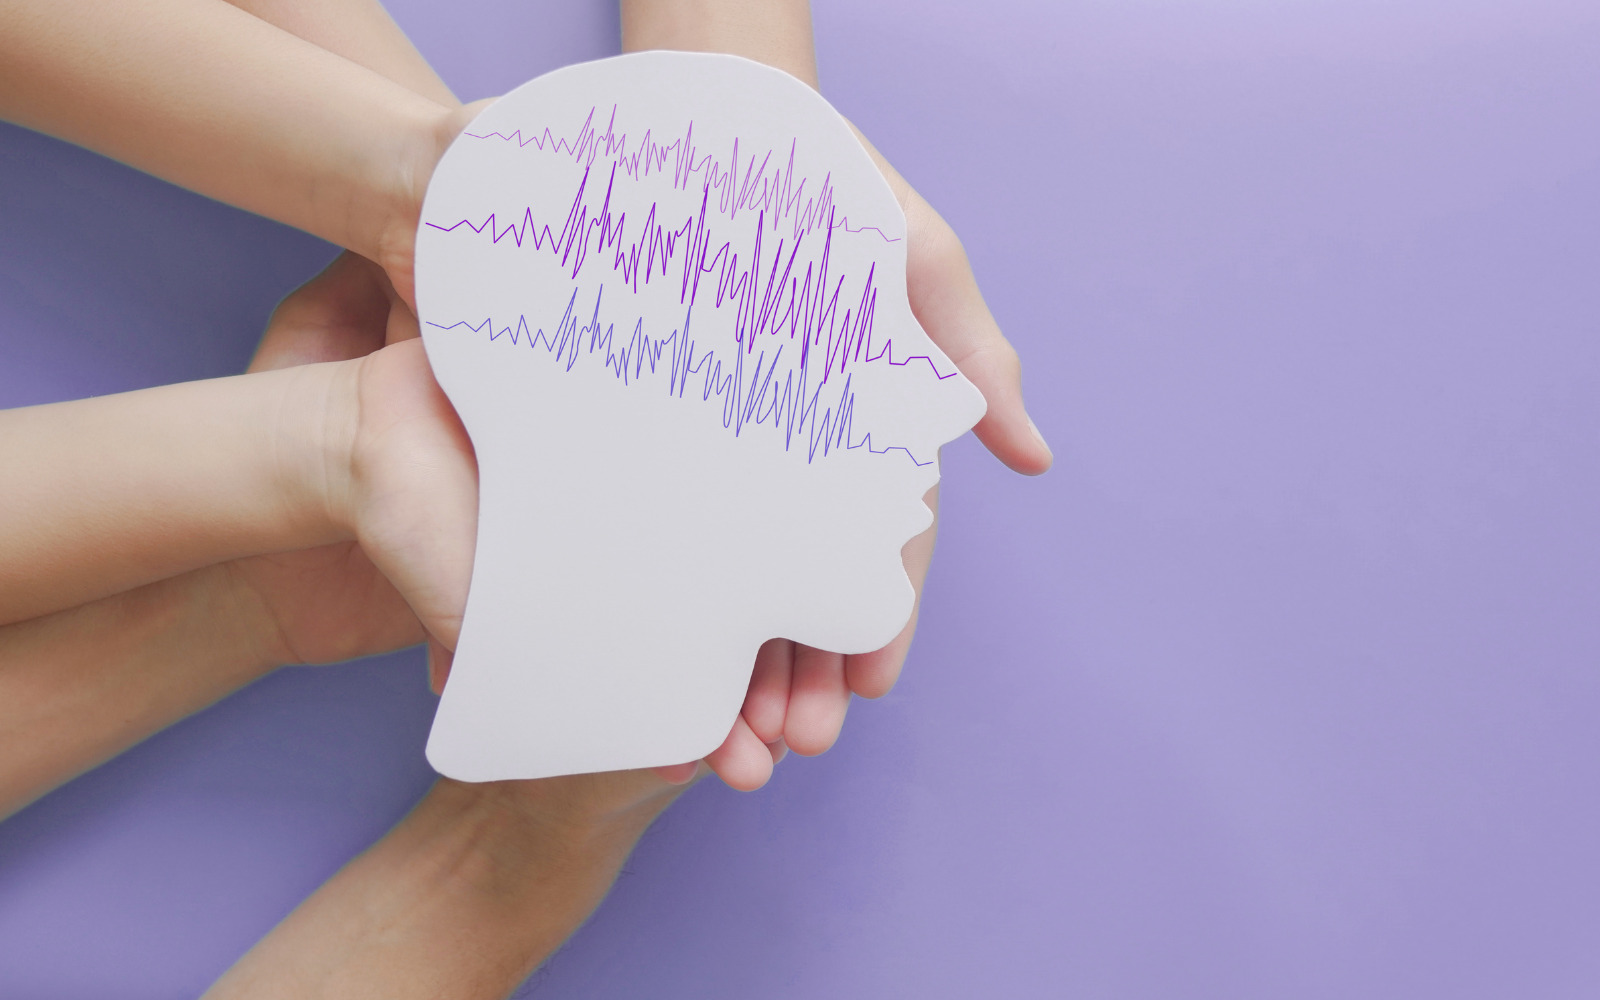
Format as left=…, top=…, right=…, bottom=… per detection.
left=204, top=772, right=690, bottom=999
left=219, top=0, right=458, bottom=106
left=0, top=566, right=282, bottom=819
left=0, top=0, right=455, bottom=300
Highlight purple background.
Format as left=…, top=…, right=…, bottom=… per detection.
left=3, top=1, right=1600, bottom=995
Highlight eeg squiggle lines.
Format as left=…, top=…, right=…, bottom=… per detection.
left=423, top=106, right=953, bottom=465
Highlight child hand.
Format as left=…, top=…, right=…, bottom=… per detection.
left=236, top=256, right=771, bottom=789
left=352, top=112, right=1050, bottom=789
left=226, top=253, right=427, bottom=667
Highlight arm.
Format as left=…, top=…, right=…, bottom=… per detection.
left=0, top=566, right=279, bottom=819
left=219, top=0, right=458, bottom=106
left=0, top=253, right=413, bottom=819
left=620, top=0, right=819, bottom=87
left=204, top=772, right=691, bottom=999
left=0, top=236, right=760, bottom=821
left=0, top=335, right=478, bottom=640
left=0, top=340, right=471, bottom=818
left=0, top=0, right=456, bottom=300
left=0, top=363, right=357, bottom=625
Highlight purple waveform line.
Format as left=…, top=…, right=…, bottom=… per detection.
left=427, top=285, right=934, bottom=467
left=425, top=104, right=956, bottom=465
left=425, top=160, right=956, bottom=388
left=462, top=105, right=900, bottom=246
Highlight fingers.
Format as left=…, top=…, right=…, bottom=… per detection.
left=741, top=638, right=794, bottom=744
left=249, top=251, right=393, bottom=373
left=783, top=645, right=851, bottom=756
left=846, top=621, right=915, bottom=701
left=845, top=126, right=1051, bottom=476
left=704, top=715, right=775, bottom=791
left=903, top=193, right=1052, bottom=476
left=841, top=484, right=939, bottom=700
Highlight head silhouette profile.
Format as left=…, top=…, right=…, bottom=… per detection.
left=414, top=52, right=985, bottom=781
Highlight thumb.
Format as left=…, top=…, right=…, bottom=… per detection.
left=348, top=339, right=479, bottom=654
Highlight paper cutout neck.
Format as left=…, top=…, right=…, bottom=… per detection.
left=415, top=51, right=986, bottom=781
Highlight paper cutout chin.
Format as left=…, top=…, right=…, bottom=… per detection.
left=415, top=51, right=986, bottom=781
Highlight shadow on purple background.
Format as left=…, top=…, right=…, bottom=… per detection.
left=3, top=1, right=1600, bottom=996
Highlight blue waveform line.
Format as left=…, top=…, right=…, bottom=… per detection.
left=427, top=286, right=932, bottom=467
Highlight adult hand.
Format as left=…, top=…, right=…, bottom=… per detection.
left=371, top=122, right=1053, bottom=793
left=735, top=136, right=1054, bottom=775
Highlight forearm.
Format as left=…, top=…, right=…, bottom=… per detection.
left=0, top=564, right=278, bottom=819
left=621, top=0, right=818, bottom=88
left=0, top=0, right=452, bottom=275
left=205, top=776, right=681, bottom=999
left=221, top=0, right=458, bottom=106
left=0, top=360, right=354, bottom=624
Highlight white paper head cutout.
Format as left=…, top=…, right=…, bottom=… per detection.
left=415, top=51, right=986, bottom=781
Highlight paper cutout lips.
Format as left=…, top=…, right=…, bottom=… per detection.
left=414, top=51, right=985, bottom=781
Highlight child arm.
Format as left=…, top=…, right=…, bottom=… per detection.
left=0, top=363, right=359, bottom=625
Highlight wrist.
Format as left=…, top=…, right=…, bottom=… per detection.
left=370, top=102, right=483, bottom=309
left=620, top=0, right=820, bottom=89
left=270, top=357, right=364, bottom=546
left=422, top=773, right=690, bottom=894
left=203, top=773, right=686, bottom=998
left=387, top=777, right=676, bottom=943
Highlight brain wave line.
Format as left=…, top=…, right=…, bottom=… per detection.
left=428, top=287, right=933, bottom=467
left=461, top=105, right=899, bottom=246
left=425, top=161, right=956, bottom=399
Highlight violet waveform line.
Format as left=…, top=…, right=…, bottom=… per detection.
left=425, top=106, right=955, bottom=465
left=459, top=106, right=902, bottom=245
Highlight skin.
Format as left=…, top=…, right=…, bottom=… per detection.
left=203, top=770, right=698, bottom=1000
left=0, top=0, right=453, bottom=300
left=0, top=1, right=1054, bottom=994
left=0, top=0, right=1051, bottom=788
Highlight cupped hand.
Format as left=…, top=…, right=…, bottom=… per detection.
left=230, top=252, right=769, bottom=789
left=255, top=126, right=1052, bottom=795
left=387, top=131, right=1049, bottom=790
left=225, top=252, right=423, bottom=667
left=725, top=135, right=1054, bottom=780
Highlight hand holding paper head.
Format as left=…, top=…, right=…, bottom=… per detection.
left=414, top=52, right=986, bottom=781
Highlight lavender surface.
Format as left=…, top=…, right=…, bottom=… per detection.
left=2, top=2, right=1599, bottom=995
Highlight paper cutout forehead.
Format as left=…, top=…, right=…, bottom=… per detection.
left=415, top=51, right=985, bottom=782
